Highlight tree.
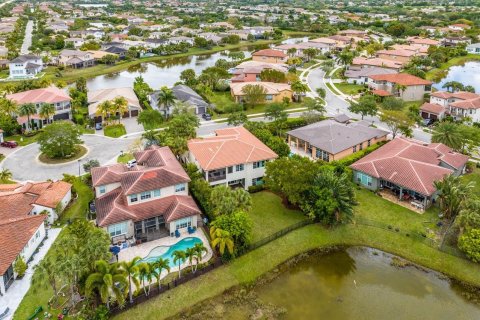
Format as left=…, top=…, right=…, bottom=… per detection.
left=38, top=121, right=83, bottom=158
left=32, top=256, right=61, bottom=301
left=151, top=258, right=170, bottom=289
left=381, top=97, right=405, bottom=111
left=192, top=243, right=207, bottom=272
left=172, top=250, right=186, bottom=278
left=348, top=95, right=378, bottom=120
left=97, top=100, right=114, bottom=124
left=209, top=226, right=234, bottom=256
left=304, top=97, right=326, bottom=115
left=120, top=257, right=141, bottom=304
left=442, top=81, right=464, bottom=93
left=380, top=110, right=415, bottom=138
left=302, top=170, right=356, bottom=226
left=18, top=103, right=36, bottom=131
left=180, top=69, right=197, bottom=87
left=86, top=261, right=127, bottom=309
left=241, top=84, right=266, bottom=106
left=393, top=84, right=407, bottom=98
left=0, top=97, right=17, bottom=116
left=303, top=48, right=319, bottom=62
left=228, top=51, right=245, bottom=61
left=137, top=263, right=153, bottom=295
left=157, top=86, right=176, bottom=117
left=458, top=229, right=480, bottom=262
left=137, top=109, right=164, bottom=130
left=287, top=47, right=297, bottom=57
left=321, top=60, right=335, bottom=74
left=336, top=50, right=353, bottom=66
left=264, top=102, right=288, bottom=136
left=434, top=175, right=475, bottom=220
left=227, top=111, right=248, bottom=126
left=83, top=159, right=100, bottom=173
left=209, top=185, right=252, bottom=216
left=0, top=168, right=12, bottom=182
left=14, top=255, right=27, bottom=278
left=39, top=103, right=55, bottom=124
left=259, top=69, right=287, bottom=83
left=316, top=88, right=326, bottom=99
left=112, top=97, right=129, bottom=124
left=431, top=122, right=463, bottom=151
left=212, top=211, right=252, bottom=252
left=290, top=80, right=309, bottom=102
left=456, top=199, right=480, bottom=235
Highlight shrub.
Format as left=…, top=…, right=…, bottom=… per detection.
left=248, top=184, right=265, bottom=193
left=14, top=256, right=27, bottom=278
left=459, top=229, right=480, bottom=263
left=333, top=141, right=387, bottom=167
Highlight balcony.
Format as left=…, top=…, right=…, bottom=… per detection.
left=208, top=168, right=226, bottom=182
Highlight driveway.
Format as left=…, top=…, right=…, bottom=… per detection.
left=20, top=20, right=33, bottom=55
left=1, top=135, right=137, bottom=182
left=121, top=117, right=144, bottom=134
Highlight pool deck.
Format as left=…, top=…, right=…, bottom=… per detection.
left=118, top=228, right=213, bottom=280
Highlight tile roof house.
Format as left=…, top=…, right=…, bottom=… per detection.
left=148, top=84, right=208, bottom=117
left=88, top=87, right=141, bottom=121
left=8, top=55, right=43, bottom=79
left=352, top=57, right=403, bottom=71
left=421, top=91, right=480, bottom=122
left=252, top=49, right=288, bottom=64
left=367, top=73, right=432, bottom=102
left=92, top=145, right=201, bottom=243
left=375, top=49, right=421, bottom=64
left=345, top=66, right=398, bottom=85
left=57, top=49, right=95, bottom=68
left=350, top=137, right=468, bottom=208
left=230, top=82, right=293, bottom=103
left=287, top=119, right=388, bottom=161
left=187, top=127, right=278, bottom=189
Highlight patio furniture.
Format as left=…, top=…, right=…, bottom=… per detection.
left=175, top=230, right=180, bottom=238
left=0, top=307, right=9, bottom=320
left=188, top=226, right=196, bottom=234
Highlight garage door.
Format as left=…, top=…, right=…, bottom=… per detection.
left=421, top=112, right=429, bottom=119
left=130, top=110, right=139, bottom=117
left=197, top=106, right=206, bottom=115
left=53, top=113, right=70, bottom=121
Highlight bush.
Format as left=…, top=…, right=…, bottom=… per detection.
left=283, top=118, right=307, bottom=130
left=333, top=141, right=387, bottom=167
left=248, top=184, right=265, bottom=193
left=73, top=113, right=85, bottom=125
left=14, top=256, right=27, bottom=278
left=459, top=229, right=480, bottom=263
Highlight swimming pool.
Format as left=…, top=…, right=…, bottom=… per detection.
left=139, top=237, right=203, bottom=268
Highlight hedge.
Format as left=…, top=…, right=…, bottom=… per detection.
left=333, top=141, right=387, bottom=167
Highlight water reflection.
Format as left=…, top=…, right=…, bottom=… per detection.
left=434, top=62, right=480, bottom=93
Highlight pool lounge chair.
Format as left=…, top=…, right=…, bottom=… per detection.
left=175, top=230, right=180, bottom=238
left=188, top=226, right=196, bottom=234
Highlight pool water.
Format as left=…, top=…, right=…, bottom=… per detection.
left=139, top=237, right=203, bottom=268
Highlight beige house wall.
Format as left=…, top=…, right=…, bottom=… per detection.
left=252, top=56, right=287, bottom=64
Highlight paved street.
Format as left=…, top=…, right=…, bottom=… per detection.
left=20, top=20, right=33, bottom=55
left=1, top=135, right=137, bottom=182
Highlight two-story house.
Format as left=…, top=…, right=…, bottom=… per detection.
left=57, top=49, right=95, bottom=68
left=252, top=49, right=288, bottom=64
left=92, top=146, right=201, bottom=243
left=367, top=73, right=432, bottom=102
left=420, top=91, right=480, bottom=122
left=187, top=127, right=278, bottom=189
left=8, top=55, right=43, bottom=79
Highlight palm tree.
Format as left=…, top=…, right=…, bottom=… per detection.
left=431, top=122, right=463, bottom=151
left=0, top=98, right=17, bottom=116
left=290, top=80, right=309, bottom=102
left=39, top=103, right=55, bottom=125
left=192, top=243, right=208, bottom=272
left=151, top=258, right=170, bottom=291
left=85, top=260, right=128, bottom=309
left=185, top=247, right=196, bottom=272
left=112, top=96, right=129, bottom=124
left=210, top=226, right=234, bottom=256
left=97, top=100, right=113, bottom=125
left=0, top=169, right=12, bottom=182
left=172, top=250, right=187, bottom=278
left=434, top=175, right=475, bottom=220
left=393, top=84, right=407, bottom=98
left=18, top=103, right=37, bottom=131
left=120, top=257, right=141, bottom=304
left=137, top=262, right=153, bottom=296
left=157, top=86, right=176, bottom=118
left=31, top=256, right=61, bottom=302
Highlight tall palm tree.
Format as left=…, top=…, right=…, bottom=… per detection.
left=31, top=256, right=61, bottom=302
left=210, top=226, right=234, bottom=256
left=172, top=250, right=187, bottom=279
left=192, top=243, right=208, bottom=272
left=85, top=260, right=127, bottom=309
left=39, top=103, right=55, bottom=125
left=97, top=100, right=113, bottom=125
left=18, top=103, right=37, bottom=131
left=431, top=122, right=462, bottom=151
left=434, top=175, right=475, bottom=220
left=151, top=258, right=170, bottom=290
left=120, top=257, right=141, bottom=304
left=112, top=96, right=129, bottom=124
left=0, top=169, right=12, bottom=182
left=137, top=262, right=153, bottom=296
left=157, top=86, right=176, bottom=118
left=185, top=247, right=196, bottom=272
left=0, top=98, right=17, bottom=116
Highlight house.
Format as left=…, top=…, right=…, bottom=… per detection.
left=287, top=119, right=388, bottom=161
left=104, top=46, right=127, bottom=59
left=6, top=86, right=72, bottom=127
left=338, top=29, right=368, bottom=38
left=351, top=57, right=403, bottom=71
left=64, top=37, right=85, bottom=48
left=448, top=24, right=471, bottom=32
left=166, top=36, right=193, bottom=45
left=252, top=49, right=288, bottom=64
left=376, top=49, right=418, bottom=64
left=345, top=66, right=397, bottom=85
left=421, top=91, right=480, bottom=122
left=88, top=87, right=141, bottom=122
left=466, top=43, right=480, bottom=55
left=367, top=73, right=432, bottom=101
left=310, top=37, right=337, bottom=50
left=230, top=82, right=293, bottom=103
left=92, top=145, right=202, bottom=243
left=350, top=137, right=469, bottom=208
left=8, top=55, right=43, bottom=79
left=231, top=61, right=288, bottom=83
left=442, top=36, right=471, bottom=47
left=406, top=37, right=439, bottom=48
left=148, top=84, right=208, bottom=117
left=187, top=127, right=278, bottom=189
left=57, top=49, right=95, bottom=68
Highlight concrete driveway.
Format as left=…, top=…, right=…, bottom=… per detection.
left=1, top=135, right=137, bottom=182
left=121, top=117, right=144, bottom=134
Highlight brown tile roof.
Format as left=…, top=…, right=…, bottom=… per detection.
left=407, top=37, right=439, bottom=46
left=377, top=49, right=417, bottom=57
left=6, top=86, right=70, bottom=105
left=23, top=181, right=72, bottom=208
left=449, top=97, right=480, bottom=110
left=371, top=89, right=393, bottom=97
left=0, top=193, right=36, bottom=222
left=369, top=73, right=432, bottom=86
left=230, top=81, right=291, bottom=96
left=252, top=49, right=287, bottom=58
left=420, top=102, right=445, bottom=114
left=350, top=138, right=468, bottom=196
left=431, top=91, right=479, bottom=100
left=0, top=215, right=45, bottom=275
left=352, top=57, right=403, bottom=69
left=188, top=126, right=278, bottom=171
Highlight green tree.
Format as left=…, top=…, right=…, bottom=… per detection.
left=458, top=229, right=480, bottom=262
left=137, top=262, right=153, bottom=296
left=241, top=84, right=267, bottom=106
left=39, top=103, right=55, bottom=124
left=434, top=175, right=475, bottom=220
left=83, top=159, right=100, bottom=173
left=380, top=110, right=415, bottom=138
left=264, top=102, right=288, bottom=136
left=112, top=97, right=129, bottom=124
left=180, top=69, right=197, bottom=87
left=336, top=50, right=354, bottom=66
left=14, top=255, right=27, bottom=278
left=290, top=80, right=309, bottom=102
left=157, top=86, right=176, bottom=117
left=151, top=258, right=170, bottom=289
left=172, top=250, right=187, bottom=278
left=37, top=121, right=82, bottom=158
left=18, top=103, right=36, bottom=131
left=192, top=243, right=207, bottom=272
left=227, top=111, right=248, bottom=126
left=137, top=109, right=164, bottom=130
left=120, top=257, right=141, bottom=304
left=0, top=168, right=12, bottom=182
left=304, top=97, right=326, bottom=115
left=86, top=260, right=127, bottom=309
left=431, top=122, right=463, bottom=151
left=348, top=95, right=378, bottom=120
left=209, top=226, right=235, bottom=256
left=209, top=185, right=252, bottom=216
left=456, top=199, right=480, bottom=235
left=259, top=69, right=287, bottom=83
left=97, top=100, right=114, bottom=124
left=381, top=97, right=405, bottom=111
left=303, top=48, right=319, bottom=62
left=31, top=256, right=61, bottom=301
left=0, top=97, right=17, bottom=116
left=212, top=211, right=252, bottom=252
left=316, top=88, right=326, bottom=99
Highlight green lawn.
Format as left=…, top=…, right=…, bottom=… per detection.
left=104, top=124, right=127, bottom=138
left=248, top=191, right=306, bottom=241
left=461, top=167, right=480, bottom=194
left=117, top=153, right=134, bottom=164
left=58, top=176, right=94, bottom=224
left=333, top=82, right=364, bottom=95
left=7, top=133, right=40, bottom=146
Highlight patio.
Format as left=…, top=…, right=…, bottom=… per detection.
left=379, top=189, right=427, bottom=214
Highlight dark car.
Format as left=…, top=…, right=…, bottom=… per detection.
left=0, top=141, right=18, bottom=148
left=202, top=113, right=212, bottom=121
left=95, top=123, right=103, bottom=130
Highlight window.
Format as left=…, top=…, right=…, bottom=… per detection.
left=266, top=94, right=273, bottom=101
left=253, top=160, right=265, bottom=169
left=359, top=143, right=363, bottom=151
left=353, top=145, right=357, bottom=153
left=228, top=166, right=233, bottom=174
left=252, top=177, right=264, bottom=186
left=236, top=164, right=244, bottom=171
left=35, top=231, right=40, bottom=239
left=367, top=139, right=371, bottom=147
left=356, top=172, right=372, bottom=186
left=99, top=186, right=106, bottom=194
left=175, top=183, right=186, bottom=192
left=175, top=217, right=192, bottom=230
left=140, top=191, right=151, bottom=200
left=108, top=222, right=127, bottom=237
left=315, top=149, right=330, bottom=162
left=129, top=194, right=138, bottom=203
left=153, top=189, right=161, bottom=197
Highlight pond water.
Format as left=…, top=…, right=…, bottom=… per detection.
left=433, top=61, right=480, bottom=93
left=185, top=248, right=480, bottom=320
left=86, top=49, right=254, bottom=91
left=281, top=37, right=309, bottom=44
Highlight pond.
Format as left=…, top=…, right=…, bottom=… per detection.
left=183, top=248, right=480, bottom=319
left=433, top=61, right=480, bottom=93
left=86, top=49, right=254, bottom=91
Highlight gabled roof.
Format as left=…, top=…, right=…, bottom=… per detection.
left=352, top=57, right=403, bottom=69
left=188, top=126, right=278, bottom=171
left=6, top=86, right=70, bottom=105
left=230, top=81, right=291, bottom=96
left=252, top=49, right=287, bottom=58
left=87, top=87, right=141, bottom=115
left=420, top=102, right=446, bottom=114
left=10, top=54, right=41, bottom=63
left=350, top=138, right=469, bottom=196
left=431, top=91, right=479, bottom=100
left=450, top=97, right=480, bottom=110
left=369, top=73, right=432, bottom=86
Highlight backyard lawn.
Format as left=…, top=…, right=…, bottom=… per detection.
left=461, top=167, right=480, bottom=194
left=333, top=82, right=365, bottom=95
left=117, top=152, right=134, bottom=164
left=104, top=124, right=127, bottom=138
left=58, top=176, right=94, bottom=224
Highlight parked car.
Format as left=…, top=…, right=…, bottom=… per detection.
left=95, top=123, right=103, bottom=130
left=0, top=141, right=18, bottom=148
left=202, top=113, right=211, bottom=121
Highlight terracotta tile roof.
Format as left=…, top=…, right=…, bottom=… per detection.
left=0, top=183, right=22, bottom=192
left=352, top=57, right=403, bottom=69
left=310, top=37, right=337, bottom=44
left=369, top=73, right=432, bottom=86
left=432, top=91, right=479, bottom=100
left=420, top=102, right=445, bottom=114
left=449, top=97, right=480, bottom=110
left=371, top=89, right=393, bottom=97
left=407, top=37, right=439, bottom=46
left=0, top=193, right=36, bottom=222
left=350, top=138, right=468, bottom=196
left=230, top=81, right=291, bottom=96
left=0, top=215, right=45, bottom=275
left=377, top=49, right=417, bottom=57
left=431, top=91, right=453, bottom=99
left=6, top=86, right=70, bottom=105
left=24, top=181, right=72, bottom=208
left=188, top=127, right=277, bottom=171
left=252, top=49, right=287, bottom=58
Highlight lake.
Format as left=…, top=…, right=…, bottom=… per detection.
left=182, top=247, right=480, bottom=320
left=434, top=61, right=480, bottom=93
left=86, top=49, right=254, bottom=91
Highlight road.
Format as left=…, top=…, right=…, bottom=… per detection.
left=20, top=20, right=33, bottom=55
